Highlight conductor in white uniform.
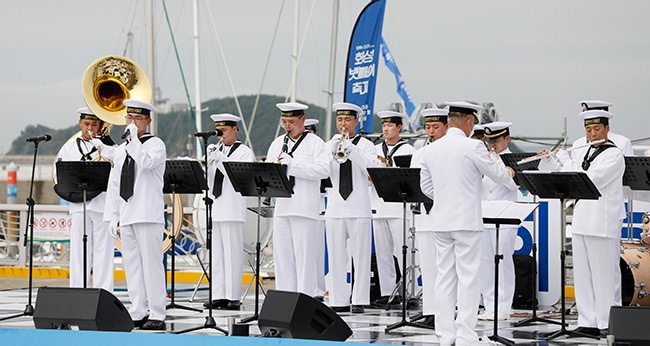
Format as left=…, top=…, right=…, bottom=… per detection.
left=410, top=107, right=449, bottom=328
left=371, top=110, right=416, bottom=305
left=56, top=107, right=114, bottom=291
left=538, top=109, right=624, bottom=337
left=325, top=102, right=377, bottom=313
left=104, top=99, right=167, bottom=330
left=265, top=102, right=330, bottom=297
left=419, top=101, right=515, bottom=346
left=478, top=121, right=519, bottom=321
left=203, top=114, right=255, bottom=310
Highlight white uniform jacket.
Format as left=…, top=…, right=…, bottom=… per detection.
left=539, top=143, right=625, bottom=238
left=325, top=135, right=377, bottom=218
left=419, top=128, right=514, bottom=232
left=207, top=142, right=256, bottom=223
left=371, top=140, right=416, bottom=218
left=266, top=132, right=330, bottom=220
left=56, top=138, right=106, bottom=214
left=104, top=135, right=166, bottom=226
left=411, top=145, right=434, bottom=233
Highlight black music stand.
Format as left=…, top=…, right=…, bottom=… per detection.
left=482, top=201, right=539, bottom=346
left=501, top=153, right=562, bottom=328
left=622, top=157, right=650, bottom=240
left=56, top=161, right=110, bottom=288
left=520, top=171, right=601, bottom=341
left=367, top=167, right=433, bottom=332
left=163, top=160, right=206, bottom=313
left=223, top=161, right=293, bottom=324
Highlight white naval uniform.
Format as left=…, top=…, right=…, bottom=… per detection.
left=206, top=141, right=255, bottom=302
left=324, top=135, right=377, bottom=307
left=410, top=145, right=436, bottom=316
left=266, top=132, right=329, bottom=296
left=419, top=127, right=514, bottom=345
left=480, top=148, right=519, bottom=316
left=371, top=140, right=416, bottom=297
left=539, top=142, right=624, bottom=330
left=316, top=186, right=327, bottom=298
left=104, top=134, right=167, bottom=322
left=57, top=138, right=114, bottom=291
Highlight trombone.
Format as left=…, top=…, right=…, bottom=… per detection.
left=516, top=139, right=606, bottom=165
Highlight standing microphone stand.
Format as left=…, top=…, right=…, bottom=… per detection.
left=175, top=134, right=227, bottom=335
left=0, top=137, right=47, bottom=322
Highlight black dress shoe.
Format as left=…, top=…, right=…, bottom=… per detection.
left=573, top=326, right=600, bottom=337
left=417, top=315, right=435, bottom=328
left=314, top=296, right=325, bottom=303
left=351, top=305, right=365, bottom=313
left=331, top=306, right=350, bottom=313
left=203, top=299, right=229, bottom=309
left=373, top=295, right=401, bottom=306
left=133, top=315, right=149, bottom=328
left=599, top=328, right=608, bottom=338
left=225, top=300, right=241, bottom=310
left=141, top=319, right=166, bottom=330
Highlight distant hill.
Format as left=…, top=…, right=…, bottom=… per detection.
left=7, top=95, right=338, bottom=158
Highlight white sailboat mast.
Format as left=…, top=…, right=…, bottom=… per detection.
left=147, top=0, right=157, bottom=135
left=193, top=0, right=202, bottom=159
left=325, top=0, right=340, bottom=140
left=289, top=0, right=299, bottom=102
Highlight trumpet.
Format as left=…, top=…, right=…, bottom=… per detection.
left=516, top=138, right=606, bottom=165
left=206, top=138, right=223, bottom=167
left=334, top=128, right=350, bottom=164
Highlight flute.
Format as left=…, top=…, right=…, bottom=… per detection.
left=516, top=138, right=606, bottom=165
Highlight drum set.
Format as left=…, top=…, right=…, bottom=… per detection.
left=620, top=212, right=650, bottom=306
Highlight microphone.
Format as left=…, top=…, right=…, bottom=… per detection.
left=121, top=129, right=130, bottom=140
left=26, top=134, right=52, bottom=143
left=194, top=129, right=223, bottom=138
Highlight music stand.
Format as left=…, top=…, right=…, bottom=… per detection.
left=501, top=153, right=562, bottom=328
left=56, top=161, right=110, bottom=288
left=520, top=171, right=601, bottom=341
left=367, top=167, right=434, bottom=332
left=622, top=157, right=650, bottom=241
left=482, top=201, right=539, bottom=346
left=223, top=161, right=293, bottom=324
left=242, top=205, right=274, bottom=299
left=163, top=160, right=206, bottom=312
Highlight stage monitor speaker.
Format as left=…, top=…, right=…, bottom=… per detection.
left=33, top=287, right=134, bottom=332
left=609, top=305, right=650, bottom=345
left=258, top=290, right=352, bottom=341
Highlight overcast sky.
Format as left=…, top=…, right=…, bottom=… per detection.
left=1, top=0, right=649, bottom=154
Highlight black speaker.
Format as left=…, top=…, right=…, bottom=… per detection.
left=258, top=290, right=352, bottom=341
left=609, top=305, right=650, bottom=345
left=33, top=287, right=134, bottom=332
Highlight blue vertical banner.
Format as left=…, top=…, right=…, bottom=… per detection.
left=344, top=0, right=386, bottom=133
left=380, top=37, right=416, bottom=121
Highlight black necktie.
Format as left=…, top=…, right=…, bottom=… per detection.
left=212, top=169, right=224, bottom=198
left=424, top=201, right=433, bottom=213
left=339, top=161, right=353, bottom=200
left=120, top=155, right=135, bottom=201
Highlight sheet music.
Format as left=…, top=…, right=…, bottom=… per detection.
left=482, top=200, right=538, bottom=222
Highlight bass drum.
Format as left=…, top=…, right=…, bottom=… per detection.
left=620, top=242, right=650, bottom=306
left=114, top=193, right=183, bottom=253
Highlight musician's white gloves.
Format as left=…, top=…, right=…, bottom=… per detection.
left=278, top=152, right=293, bottom=167
left=207, top=145, right=224, bottom=165
left=125, top=123, right=138, bottom=142
left=108, top=221, right=120, bottom=239
left=89, top=138, right=104, bottom=149
left=505, top=166, right=516, bottom=178
left=329, top=136, right=342, bottom=155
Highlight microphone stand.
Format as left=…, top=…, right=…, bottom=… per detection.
left=175, top=133, right=227, bottom=335
left=0, top=138, right=46, bottom=321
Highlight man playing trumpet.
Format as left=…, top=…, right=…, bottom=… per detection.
left=537, top=109, right=625, bottom=337
left=324, top=102, right=377, bottom=313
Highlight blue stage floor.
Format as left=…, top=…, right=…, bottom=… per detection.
left=0, top=285, right=605, bottom=345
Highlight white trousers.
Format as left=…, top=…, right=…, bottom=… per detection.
left=572, top=234, right=621, bottom=329
left=69, top=210, right=114, bottom=291
left=417, top=231, right=437, bottom=315
left=273, top=216, right=322, bottom=297
left=120, top=223, right=166, bottom=321
left=325, top=218, right=372, bottom=306
left=315, top=219, right=326, bottom=297
left=210, top=221, right=243, bottom=301
left=480, top=225, right=517, bottom=315
left=433, top=231, right=482, bottom=345
left=373, top=218, right=407, bottom=296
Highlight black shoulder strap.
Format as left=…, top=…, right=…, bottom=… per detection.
left=227, top=142, right=243, bottom=157
left=287, top=131, right=309, bottom=157
left=581, top=140, right=616, bottom=171
left=76, top=138, right=97, bottom=161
